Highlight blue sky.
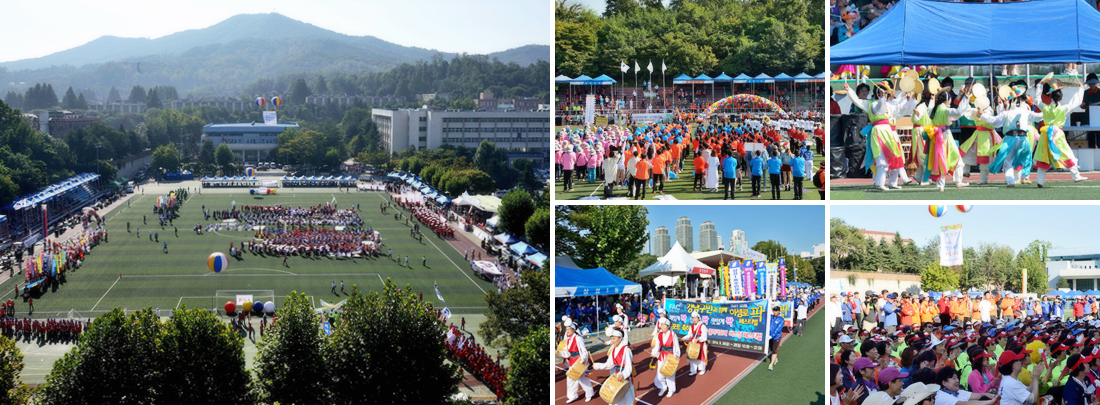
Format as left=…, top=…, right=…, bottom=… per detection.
left=569, top=0, right=672, bottom=15
left=0, top=0, right=552, bottom=63
left=643, top=205, right=826, bottom=255
left=831, top=205, right=1098, bottom=252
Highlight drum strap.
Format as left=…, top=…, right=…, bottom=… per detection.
left=660, top=345, right=673, bottom=352
left=568, top=351, right=580, bottom=357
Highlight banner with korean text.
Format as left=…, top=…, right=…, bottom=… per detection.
left=664, top=299, right=792, bottom=353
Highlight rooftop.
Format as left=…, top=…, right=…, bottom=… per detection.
left=203, top=122, right=300, bottom=134
left=1049, top=247, right=1100, bottom=260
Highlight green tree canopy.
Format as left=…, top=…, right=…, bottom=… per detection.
left=481, top=266, right=549, bottom=349
left=555, top=205, right=649, bottom=271
left=498, top=189, right=535, bottom=238
left=504, top=326, right=550, bottom=405
left=252, top=292, right=327, bottom=405
left=525, top=207, right=551, bottom=251
left=215, top=143, right=234, bottom=169
left=151, top=144, right=180, bottom=173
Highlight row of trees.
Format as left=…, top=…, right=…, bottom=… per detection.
left=556, top=0, right=825, bottom=79
left=395, top=140, right=543, bottom=197
left=3, top=84, right=181, bottom=111
left=0, top=276, right=547, bottom=404
left=830, top=218, right=1051, bottom=294
left=555, top=205, right=825, bottom=287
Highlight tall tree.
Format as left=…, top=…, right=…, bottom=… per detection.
left=498, top=189, right=535, bottom=237
left=504, top=326, right=550, bottom=405
left=61, top=87, right=79, bottom=110
left=314, top=75, right=329, bottom=94
left=289, top=78, right=312, bottom=104
left=555, top=205, right=649, bottom=270
left=158, top=307, right=252, bottom=404
left=151, top=144, right=180, bottom=173
left=127, top=85, right=146, bottom=103
left=199, top=139, right=215, bottom=166
left=604, top=0, right=640, bottom=17
left=525, top=207, right=550, bottom=251
left=482, top=266, right=549, bottom=349
left=325, top=280, right=461, bottom=404
left=146, top=89, right=162, bottom=109
left=252, top=292, right=328, bottom=405
left=215, top=143, right=234, bottom=169
left=0, top=334, right=28, bottom=405
left=107, top=87, right=122, bottom=103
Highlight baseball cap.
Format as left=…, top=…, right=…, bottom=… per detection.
left=997, top=348, right=1033, bottom=368
left=877, top=367, right=908, bottom=386
left=900, top=383, right=940, bottom=405
left=971, top=350, right=994, bottom=360
left=853, top=357, right=879, bottom=371
left=838, top=335, right=855, bottom=344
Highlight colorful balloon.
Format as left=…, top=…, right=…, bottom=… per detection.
left=224, top=301, right=236, bottom=314
left=955, top=205, right=973, bottom=213
left=245, top=167, right=255, bottom=177
left=264, top=301, right=275, bottom=313
left=271, top=96, right=282, bottom=107
left=255, top=97, right=265, bottom=107
left=242, top=301, right=253, bottom=312
left=929, top=205, right=946, bottom=218
left=208, top=252, right=229, bottom=273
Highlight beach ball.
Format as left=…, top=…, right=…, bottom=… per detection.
left=928, top=205, right=946, bottom=218
left=271, top=96, right=282, bottom=107
left=208, top=252, right=229, bottom=273
left=245, top=167, right=255, bottom=177
left=956, top=205, right=973, bottom=213
left=255, top=97, right=265, bottom=107
left=242, top=301, right=253, bottom=312
left=264, top=301, right=275, bottom=313
left=224, top=301, right=236, bottom=314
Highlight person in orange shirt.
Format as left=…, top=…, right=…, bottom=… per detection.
left=920, top=296, right=937, bottom=326
left=693, top=152, right=707, bottom=191
left=1000, top=295, right=1015, bottom=322
left=900, top=296, right=915, bottom=327
left=634, top=150, right=652, bottom=201
left=651, top=148, right=667, bottom=194
left=950, top=296, right=966, bottom=325
left=971, top=297, right=981, bottom=321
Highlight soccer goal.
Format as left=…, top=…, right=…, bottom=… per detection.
left=213, top=290, right=276, bottom=315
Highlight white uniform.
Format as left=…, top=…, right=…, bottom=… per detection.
left=593, top=342, right=635, bottom=405
left=686, top=321, right=709, bottom=374
left=651, top=329, right=681, bottom=395
left=559, top=333, right=594, bottom=401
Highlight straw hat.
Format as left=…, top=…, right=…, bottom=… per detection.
left=874, top=80, right=896, bottom=95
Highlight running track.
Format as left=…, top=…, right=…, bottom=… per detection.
left=554, top=303, right=822, bottom=405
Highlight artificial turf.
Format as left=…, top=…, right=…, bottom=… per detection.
left=554, top=155, right=826, bottom=201
left=714, top=307, right=826, bottom=405
left=831, top=182, right=1100, bottom=200
left=10, top=187, right=495, bottom=320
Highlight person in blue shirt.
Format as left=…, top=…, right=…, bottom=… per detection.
left=791, top=153, right=806, bottom=200
left=883, top=294, right=899, bottom=333
left=841, top=298, right=853, bottom=328
left=749, top=151, right=764, bottom=198
left=767, top=150, right=783, bottom=200
left=721, top=146, right=738, bottom=200
left=768, top=305, right=785, bottom=370
left=1041, top=297, right=1051, bottom=320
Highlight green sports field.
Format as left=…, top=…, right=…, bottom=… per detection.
left=11, top=186, right=495, bottom=320
left=831, top=182, right=1100, bottom=200
left=714, top=307, right=826, bottom=405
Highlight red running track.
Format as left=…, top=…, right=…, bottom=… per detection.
left=554, top=305, right=821, bottom=405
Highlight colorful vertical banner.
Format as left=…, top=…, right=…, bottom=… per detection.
left=779, top=258, right=787, bottom=298
left=730, top=260, right=743, bottom=297
left=939, top=224, right=964, bottom=267
left=755, top=261, right=766, bottom=297
left=742, top=260, right=755, bottom=300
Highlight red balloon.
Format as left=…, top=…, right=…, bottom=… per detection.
left=224, top=301, right=236, bottom=314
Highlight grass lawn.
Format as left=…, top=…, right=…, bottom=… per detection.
left=714, top=308, right=826, bottom=405
left=831, top=182, right=1100, bottom=200
left=12, top=188, right=495, bottom=319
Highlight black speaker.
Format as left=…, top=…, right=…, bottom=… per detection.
left=841, top=114, right=868, bottom=147
left=830, top=147, right=847, bottom=179
left=846, top=144, right=869, bottom=178
left=830, top=115, right=843, bottom=146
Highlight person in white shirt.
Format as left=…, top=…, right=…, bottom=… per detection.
left=592, top=327, right=633, bottom=405
left=830, top=295, right=844, bottom=338
left=997, top=348, right=1046, bottom=405
left=796, top=299, right=809, bottom=337
left=558, top=319, right=594, bottom=403
left=978, top=292, right=993, bottom=323
left=934, top=367, right=999, bottom=405
left=681, top=311, right=708, bottom=375
left=651, top=317, right=681, bottom=398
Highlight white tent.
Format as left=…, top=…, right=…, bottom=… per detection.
left=638, top=241, right=716, bottom=277
left=453, top=191, right=481, bottom=207
left=653, top=275, right=680, bottom=287
left=556, top=256, right=582, bottom=270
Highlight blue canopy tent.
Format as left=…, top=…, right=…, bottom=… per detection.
left=714, top=73, right=735, bottom=96
left=1085, top=289, right=1100, bottom=296
left=793, top=72, right=814, bottom=83
left=555, top=266, right=643, bottom=330
left=672, top=73, right=693, bottom=84
left=509, top=241, right=538, bottom=256
left=732, top=73, right=752, bottom=83
left=494, top=233, right=519, bottom=245
left=555, top=75, right=573, bottom=83
left=830, top=0, right=1100, bottom=65
left=1065, top=290, right=1085, bottom=299
left=528, top=252, right=548, bottom=268
left=1045, top=290, right=1065, bottom=297
left=592, top=74, right=617, bottom=84
left=747, top=73, right=774, bottom=96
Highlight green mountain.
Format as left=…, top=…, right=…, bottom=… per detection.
left=0, top=13, right=549, bottom=98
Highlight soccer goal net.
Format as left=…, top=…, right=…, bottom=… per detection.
left=213, top=290, right=276, bottom=316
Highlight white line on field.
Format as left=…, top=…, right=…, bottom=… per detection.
left=90, top=276, right=121, bottom=311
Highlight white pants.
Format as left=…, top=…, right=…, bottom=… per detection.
left=1002, top=151, right=1018, bottom=185
left=688, top=358, right=706, bottom=374
left=873, top=156, right=889, bottom=187
left=567, top=374, right=594, bottom=401
left=934, top=160, right=966, bottom=189
left=653, top=361, right=676, bottom=394
left=1038, top=162, right=1082, bottom=185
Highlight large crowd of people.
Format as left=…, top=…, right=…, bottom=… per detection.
left=556, top=112, right=826, bottom=200
left=218, top=203, right=364, bottom=228
left=829, top=289, right=1100, bottom=405
left=446, top=324, right=507, bottom=400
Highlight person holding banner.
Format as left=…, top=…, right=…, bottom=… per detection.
left=592, top=327, right=634, bottom=405
left=559, top=319, right=594, bottom=403
left=682, top=311, right=708, bottom=376
left=769, top=305, right=785, bottom=371
left=652, top=317, right=680, bottom=398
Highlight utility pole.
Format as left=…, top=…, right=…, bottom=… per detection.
left=95, top=142, right=102, bottom=174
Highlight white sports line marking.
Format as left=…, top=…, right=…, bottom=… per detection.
left=365, top=193, right=486, bottom=295
left=90, top=276, right=121, bottom=311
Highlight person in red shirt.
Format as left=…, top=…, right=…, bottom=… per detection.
left=693, top=151, right=707, bottom=192
left=634, top=151, right=652, bottom=201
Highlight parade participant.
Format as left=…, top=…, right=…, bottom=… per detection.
left=842, top=80, right=918, bottom=190
left=920, top=82, right=973, bottom=191
left=960, top=92, right=1001, bottom=185
left=559, top=319, right=594, bottom=403
left=1035, top=80, right=1089, bottom=187
left=983, top=81, right=1044, bottom=187
left=592, top=327, right=634, bottom=405
left=651, top=317, right=680, bottom=398
left=769, top=305, right=785, bottom=370
left=682, top=311, right=708, bottom=375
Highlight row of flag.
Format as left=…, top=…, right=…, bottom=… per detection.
left=620, top=60, right=666, bottom=74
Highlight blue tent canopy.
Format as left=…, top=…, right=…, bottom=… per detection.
left=793, top=72, right=814, bottom=82
left=814, top=72, right=826, bottom=79
left=7, top=173, right=102, bottom=210
left=494, top=233, right=519, bottom=245
left=733, top=73, right=752, bottom=83
left=510, top=241, right=538, bottom=256
left=694, top=74, right=714, bottom=81
left=713, top=73, right=734, bottom=82
left=672, top=73, right=693, bottom=84
left=1086, top=290, right=1100, bottom=296
left=555, top=266, right=642, bottom=297
left=1045, top=290, right=1066, bottom=297
left=831, top=0, right=1100, bottom=65
left=555, top=75, right=573, bottom=83
left=528, top=253, right=548, bottom=267
left=592, top=74, right=618, bottom=84
left=1065, top=290, right=1085, bottom=298
left=774, top=73, right=794, bottom=81
left=748, top=73, right=774, bottom=84
left=435, top=195, right=451, bottom=204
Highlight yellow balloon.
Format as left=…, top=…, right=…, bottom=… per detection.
left=242, top=301, right=253, bottom=312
